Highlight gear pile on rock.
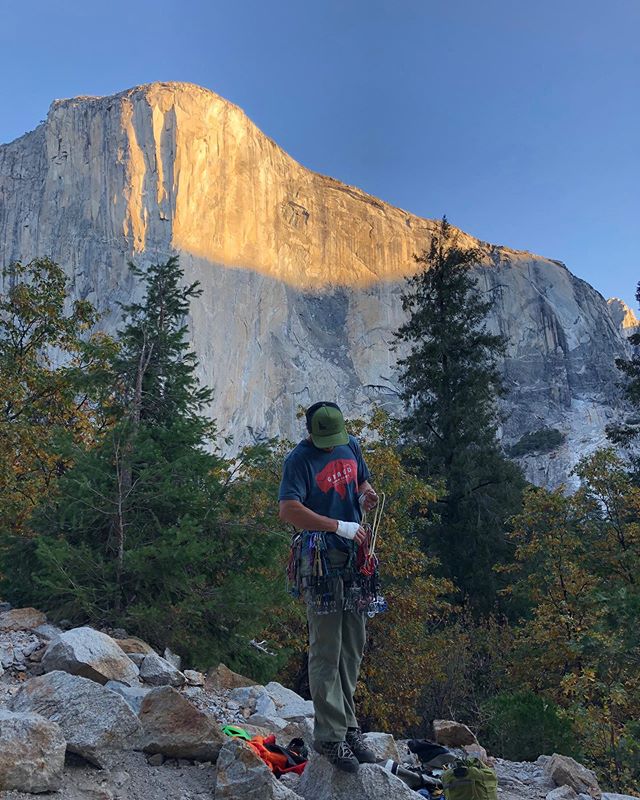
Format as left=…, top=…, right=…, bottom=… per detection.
left=0, top=605, right=637, bottom=800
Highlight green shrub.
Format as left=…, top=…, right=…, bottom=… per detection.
left=616, top=721, right=640, bottom=792
left=480, top=691, right=580, bottom=762
left=508, top=428, right=565, bottom=457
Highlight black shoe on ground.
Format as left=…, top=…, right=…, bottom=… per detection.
left=313, top=739, right=360, bottom=773
left=346, top=727, right=377, bottom=764
left=408, top=738, right=455, bottom=769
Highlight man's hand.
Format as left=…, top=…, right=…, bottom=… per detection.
left=353, top=526, right=367, bottom=546
left=359, top=487, right=378, bottom=513
left=336, top=520, right=367, bottom=545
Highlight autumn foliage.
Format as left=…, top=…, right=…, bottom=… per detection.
left=503, top=450, right=640, bottom=791
left=0, top=259, right=114, bottom=537
left=1, top=257, right=640, bottom=792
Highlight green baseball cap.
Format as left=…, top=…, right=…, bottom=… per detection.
left=309, top=405, right=349, bottom=448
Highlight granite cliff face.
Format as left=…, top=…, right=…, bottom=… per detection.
left=0, top=82, right=630, bottom=487
left=608, top=298, right=639, bottom=337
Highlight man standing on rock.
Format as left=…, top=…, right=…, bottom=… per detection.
left=278, top=401, right=379, bottom=773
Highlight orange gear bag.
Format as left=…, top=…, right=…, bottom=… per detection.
left=247, top=734, right=307, bottom=777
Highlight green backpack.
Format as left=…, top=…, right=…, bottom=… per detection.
left=441, top=758, right=498, bottom=800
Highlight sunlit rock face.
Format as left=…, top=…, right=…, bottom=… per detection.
left=608, top=298, right=639, bottom=337
left=0, top=82, right=630, bottom=487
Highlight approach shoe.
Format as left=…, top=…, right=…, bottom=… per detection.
left=346, top=727, right=377, bottom=763
left=313, top=739, right=360, bottom=773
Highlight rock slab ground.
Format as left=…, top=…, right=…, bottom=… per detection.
left=104, top=681, right=150, bottom=714
left=3, top=612, right=637, bottom=800
left=10, top=670, right=142, bottom=767
left=0, top=609, right=47, bottom=632
left=139, top=686, right=226, bottom=761
left=493, top=757, right=556, bottom=799
left=297, top=757, right=419, bottom=800
left=42, top=627, right=140, bottom=686
left=601, top=795, right=640, bottom=800
left=546, top=787, right=583, bottom=800
left=114, top=637, right=156, bottom=655
left=214, top=738, right=302, bottom=800
left=362, top=732, right=399, bottom=762
left=206, top=663, right=255, bottom=691
left=0, top=751, right=216, bottom=800
left=264, top=681, right=315, bottom=722
left=0, top=708, right=66, bottom=792
left=545, top=754, right=602, bottom=799
left=138, top=651, right=185, bottom=687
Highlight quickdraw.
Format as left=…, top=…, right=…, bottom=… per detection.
left=286, top=533, right=302, bottom=597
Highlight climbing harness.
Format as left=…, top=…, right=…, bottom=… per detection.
left=286, top=493, right=387, bottom=617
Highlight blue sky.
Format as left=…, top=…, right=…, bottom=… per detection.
left=1, top=0, right=638, bottom=307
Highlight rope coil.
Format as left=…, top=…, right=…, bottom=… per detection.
left=359, top=492, right=385, bottom=577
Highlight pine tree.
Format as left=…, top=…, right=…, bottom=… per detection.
left=394, top=218, right=525, bottom=613
left=2, top=257, right=288, bottom=676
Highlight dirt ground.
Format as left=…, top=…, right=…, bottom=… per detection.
left=0, top=751, right=216, bottom=800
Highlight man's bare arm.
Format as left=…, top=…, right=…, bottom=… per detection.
left=279, top=500, right=367, bottom=545
left=279, top=499, right=338, bottom=532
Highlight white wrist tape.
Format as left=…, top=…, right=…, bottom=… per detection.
left=336, top=520, right=360, bottom=540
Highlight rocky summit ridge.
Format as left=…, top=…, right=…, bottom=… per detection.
left=0, top=81, right=632, bottom=488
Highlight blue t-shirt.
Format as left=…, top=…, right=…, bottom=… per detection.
left=278, top=435, right=371, bottom=524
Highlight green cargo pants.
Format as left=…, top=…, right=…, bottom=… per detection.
left=307, top=584, right=367, bottom=742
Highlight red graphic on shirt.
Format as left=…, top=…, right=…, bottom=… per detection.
left=315, top=459, right=358, bottom=499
